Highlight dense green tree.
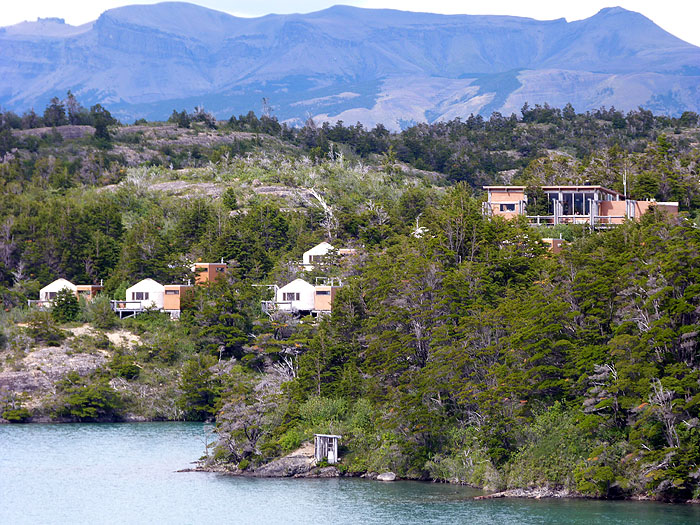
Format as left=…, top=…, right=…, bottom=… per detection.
left=51, top=287, right=80, bottom=323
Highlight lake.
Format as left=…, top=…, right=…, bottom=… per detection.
left=1, top=422, right=698, bottom=524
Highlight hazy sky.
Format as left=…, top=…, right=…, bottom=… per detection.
left=3, top=1, right=699, bottom=46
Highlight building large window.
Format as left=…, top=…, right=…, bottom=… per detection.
left=132, top=292, right=149, bottom=300
left=499, top=203, right=516, bottom=212
left=283, top=292, right=300, bottom=301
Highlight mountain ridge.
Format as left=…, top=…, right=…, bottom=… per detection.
left=1, top=2, right=699, bottom=128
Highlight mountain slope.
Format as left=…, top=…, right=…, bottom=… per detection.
left=0, top=3, right=699, bottom=129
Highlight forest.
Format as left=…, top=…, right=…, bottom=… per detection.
left=0, top=95, right=699, bottom=501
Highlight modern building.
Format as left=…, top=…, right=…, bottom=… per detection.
left=313, top=277, right=342, bottom=313
left=33, top=279, right=103, bottom=308
left=76, top=284, right=104, bottom=301
left=302, top=242, right=357, bottom=271
left=275, top=278, right=316, bottom=313
left=38, top=278, right=77, bottom=304
left=541, top=238, right=566, bottom=254
left=163, top=284, right=193, bottom=318
left=125, top=279, right=165, bottom=310
left=192, top=262, right=227, bottom=284
left=483, top=185, right=678, bottom=226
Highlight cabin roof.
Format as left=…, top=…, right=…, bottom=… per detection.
left=278, top=278, right=315, bottom=292
left=126, top=278, right=164, bottom=290
left=304, top=242, right=334, bottom=255
left=40, top=278, right=76, bottom=292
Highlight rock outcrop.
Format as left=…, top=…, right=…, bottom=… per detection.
left=474, top=488, right=576, bottom=500
left=251, top=442, right=317, bottom=478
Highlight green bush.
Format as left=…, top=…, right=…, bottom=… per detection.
left=51, top=287, right=80, bottom=323
left=55, top=371, right=122, bottom=421
left=26, top=310, right=66, bottom=346
left=278, top=429, right=303, bottom=453
left=109, top=353, right=140, bottom=379
left=299, top=396, right=348, bottom=428
left=2, top=407, right=31, bottom=422
left=507, top=403, right=593, bottom=490
left=176, top=355, right=220, bottom=421
left=85, top=295, right=119, bottom=330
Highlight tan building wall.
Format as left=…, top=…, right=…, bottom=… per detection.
left=76, top=285, right=104, bottom=302
left=314, top=286, right=339, bottom=312
left=489, top=188, right=526, bottom=203
left=485, top=187, right=526, bottom=219
left=193, top=263, right=227, bottom=284
left=163, top=285, right=193, bottom=311
left=541, top=238, right=565, bottom=254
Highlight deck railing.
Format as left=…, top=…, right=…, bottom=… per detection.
left=110, top=300, right=147, bottom=319
left=526, top=214, right=627, bottom=227
left=27, top=299, right=50, bottom=309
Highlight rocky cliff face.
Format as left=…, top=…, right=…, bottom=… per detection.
left=1, top=3, right=699, bottom=129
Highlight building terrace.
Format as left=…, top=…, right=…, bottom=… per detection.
left=483, top=185, right=678, bottom=227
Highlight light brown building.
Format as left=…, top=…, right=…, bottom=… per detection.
left=192, top=262, right=227, bottom=284
left=163, top=284, right=193, bottom=317
left=484, top=185, right=678, bottom=226
left=314, top=285, right=340, bottom=312
left=76, top=284, right=104, bottom=301
left=541, top=238, right=566, bottom=254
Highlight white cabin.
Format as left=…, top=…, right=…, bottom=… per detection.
left=39, top=279, right=77, bottom=302
left=275, top=279, right=316, bottom=312
left=302, top=242, right=334, bottom=270
left=125, top=279, right=165, bottom=310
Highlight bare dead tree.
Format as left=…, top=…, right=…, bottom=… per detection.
left=649, top=378, right=679, bottom=448
left=0, top=217, right=15, bottom=267
left=307, top=187, right=338, bottom=241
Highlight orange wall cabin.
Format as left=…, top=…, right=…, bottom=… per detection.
left=314, top=285, right=340, bottom=312
left=163, top=285, right=193, bottom=312
left=541, top=238, right=566, bottom=254
left=76, top=285, right=103, bottom=301
left=192, top=262, right=227, bottom=284
left=483, top=185, right=678, bottom=226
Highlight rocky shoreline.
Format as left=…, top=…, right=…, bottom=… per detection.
left=187, top=443, right=700, bottom=505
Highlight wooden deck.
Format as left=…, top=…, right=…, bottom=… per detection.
left=110, top=300, right=146, bottom=319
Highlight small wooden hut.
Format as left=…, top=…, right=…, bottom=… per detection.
left=314, top=434, right=341, bottom=464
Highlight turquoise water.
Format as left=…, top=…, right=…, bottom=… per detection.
left=1, top=423, right=699, bottom=524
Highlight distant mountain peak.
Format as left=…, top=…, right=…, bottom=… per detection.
left=596, top=6, right=631, bottom=15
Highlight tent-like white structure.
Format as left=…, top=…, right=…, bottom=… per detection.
left=275, top=279, right=315, bottom=312
left=125, top=279, right=165, bottom=310
left=302, top=242, right=334, bottom=270
left=39, top=279, right=77, bottom=302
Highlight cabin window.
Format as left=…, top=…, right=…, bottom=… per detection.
left=499, top=203, right=516, bottom=212
left=215, top=267, right=225, bottom=272
left=47, top=292, right=57, bottom=300
left=165, top=290, right=179, bottom=295
left=283, top=292, right=300, bottom=301
left=309, top=255, right=325, bottom=263
left=562, top=193, right=573, bottom=215
left=584, top=193, right=594, bottom=215
left=316, top=291, right=330, bottom=296
left=132, top=292, right=149, bottom=300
